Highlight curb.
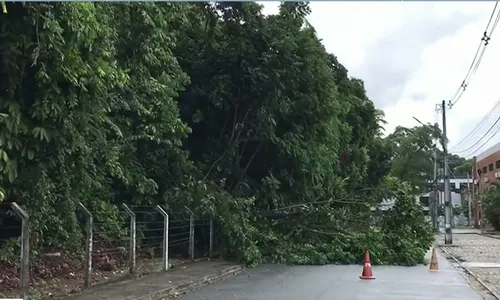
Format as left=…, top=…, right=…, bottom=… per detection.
left=134, top=265, right=244, bottom=300
left=479, top=233, right=500, bottom=240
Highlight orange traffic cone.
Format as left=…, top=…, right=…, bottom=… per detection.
left=429, top=247, right=439, bottom=272
left=359, top=250, right=375, bottom=280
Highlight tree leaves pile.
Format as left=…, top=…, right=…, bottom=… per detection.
left=0, top=2, right=433, bottom=268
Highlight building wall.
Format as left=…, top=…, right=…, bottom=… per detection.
left=472, top=141, right=500, bottom=228
left=475, top=149, right=500, bottom=193
left=436, top=178, right=471, bottom=207
left=477, top=141, right=500, bottom=162
left=421, top=177, right=472, bottom=208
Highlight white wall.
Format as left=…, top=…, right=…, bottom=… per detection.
left=423, top=177, right=472, bottom=208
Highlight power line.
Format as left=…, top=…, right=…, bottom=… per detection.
left=449, top=3, right=499, bottom=107
left=447, top=163, right=456, bottom=180
left=454, top=116, right=500, bottom=155
left=448, top=2, right=500, bottom=108
left=449, top=96, right=500, bottom=151
left=467, top=120, right=500, bottom=156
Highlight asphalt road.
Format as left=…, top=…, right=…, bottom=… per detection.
left=181, top=252, right=483, bottom=300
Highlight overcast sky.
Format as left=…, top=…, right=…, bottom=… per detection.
left=261, top=2, right=500, bottom=159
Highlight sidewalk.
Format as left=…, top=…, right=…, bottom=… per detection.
left=439, top=230, right=500, bottom=297
left=56, top=260, right=243, bottom=300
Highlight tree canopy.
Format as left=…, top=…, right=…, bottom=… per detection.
left=387, top=124, right=441, bottom=193
left=0, top=2, right=442, bottom=283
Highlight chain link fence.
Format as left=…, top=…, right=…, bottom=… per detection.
left=0, top=202, right=219, bottom=299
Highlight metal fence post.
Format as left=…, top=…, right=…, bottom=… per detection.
left=78, top=202, right=93, bottom=288
left=122, top=204, right=136, bottom=274
left=186, top=207, right=195, bottom=261
left=11, top=202, right=29, bottom=300
left=155, top=205, right=169, bottom=271
left=209, top=217, right=214, bottom=259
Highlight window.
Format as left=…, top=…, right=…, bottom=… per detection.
left=419, top=196, right=429, bottom=207
left=483, top=166, right=488, bottom=174
left=489, top=163, right=494, bottom=171
left=496, top=160, right=500, bottom=169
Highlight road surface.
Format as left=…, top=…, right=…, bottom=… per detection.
left=181, top=251, right=483, bottom=300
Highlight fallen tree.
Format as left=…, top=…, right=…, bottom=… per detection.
left=0, top=3, right=433, bottom=285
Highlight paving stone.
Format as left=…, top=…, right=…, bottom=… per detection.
left=470, top=267, right=500, bottom=296
left=441, top=233, right=500, bottom=296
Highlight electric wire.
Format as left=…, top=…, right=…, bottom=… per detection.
left=465, top=120, right=500, bottom=157
left=454, top=116, right=500, bottom=155
left=448, top=2, right=500, bottom=108
left=449, top=96, right=500, bottom=151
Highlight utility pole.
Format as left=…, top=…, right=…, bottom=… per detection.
left=471, top=155, right=485, bottom=232
left=471, top=156, right=480, bottom=229
left=433, top=148, right=439, bottom=232
left=467, top=172, right=472, bottom=227
left=442, top=100, right=452, bottom=244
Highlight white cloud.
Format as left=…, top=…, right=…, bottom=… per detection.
left=260, top=2, right=500, bottom=159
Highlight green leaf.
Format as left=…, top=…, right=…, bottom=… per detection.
left=8, top=168, right=15, bottom=183
left=0, top=150, right=7, bottom=162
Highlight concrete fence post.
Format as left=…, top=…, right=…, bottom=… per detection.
left=186, top=207, right=195, bottom=261
left=209, top=217, right=214, bottom=259
left=78, top=202, right=93, bottom=288
left=11, top=202, right=29, bottom=300
left=155, top=205, right=169, bottom=272
left=122, top=204, right=136, bottom=274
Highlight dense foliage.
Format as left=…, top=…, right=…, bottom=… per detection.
left=0, top=1, right=434, bottom=271
left=449, top=154, right=472, bottom=174
left=386, top=124, right=441, bottom=193
left=482, top=183, right=500, bottom=230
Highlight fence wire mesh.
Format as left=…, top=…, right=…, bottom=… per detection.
left=0, top=203, right=22, bottom=298
left=0, top=202, right=218, bottom=299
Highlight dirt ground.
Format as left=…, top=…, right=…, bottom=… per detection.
left=0, top=248, right=192, bottom=300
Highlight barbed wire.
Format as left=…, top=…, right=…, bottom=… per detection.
left=87, top=213, right=213, bottom=257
